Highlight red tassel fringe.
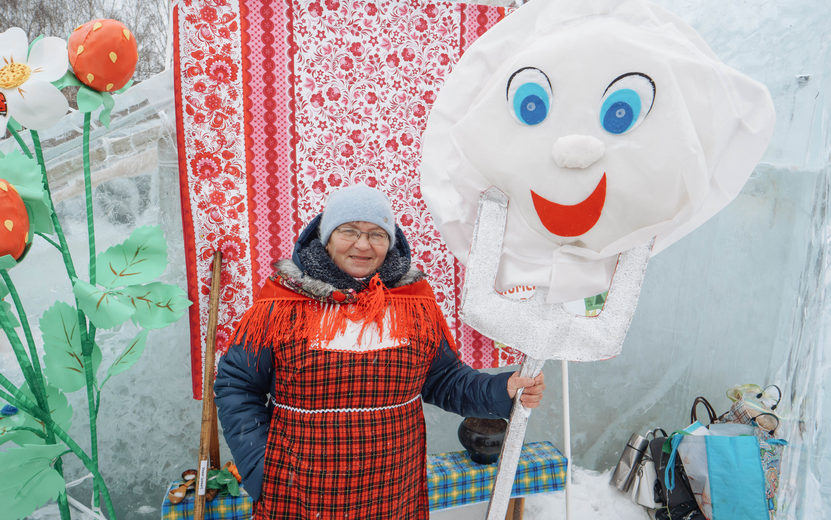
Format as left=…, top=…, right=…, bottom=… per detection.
left=231, top=274, right=456, bottom=354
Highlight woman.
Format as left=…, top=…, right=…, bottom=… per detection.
left=215, top=184, right=544, bottom=519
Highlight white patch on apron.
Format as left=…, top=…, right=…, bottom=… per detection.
left=313, top=308, right=409, bottom=352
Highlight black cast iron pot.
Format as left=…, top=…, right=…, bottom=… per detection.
left=457, top=417, right=508, bottom=464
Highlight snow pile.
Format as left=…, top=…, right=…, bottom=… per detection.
left=431, top=466, right=650, bottom=520
left=525, top=467, right=650, bottom=520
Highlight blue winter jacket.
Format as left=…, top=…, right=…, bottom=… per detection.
left=214, top=217, right=514, bottom=501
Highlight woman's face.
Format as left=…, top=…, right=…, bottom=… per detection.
left=325, top=221, right=389, bottom=278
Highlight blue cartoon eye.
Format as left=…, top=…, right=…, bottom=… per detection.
left=514, top=83, right=549, bottom=125
left=507, top=67, right=552, bottom=126
left=600, top=89, right=641, bottom=134
left=599, top=73, right=655, bottom=135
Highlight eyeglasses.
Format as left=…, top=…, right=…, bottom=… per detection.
left=334, top=227, right=390, bottom=246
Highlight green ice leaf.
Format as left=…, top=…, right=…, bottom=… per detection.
left=26, top=200, right=54, bottom=238
left=0, top=300, right=21, bottom=328
left=0, top=383, right=71, bottom=447
left=76, top=85, right=103, bottom=113
left=73, top=280, right=134, bottom=329
left=0, top=443, right=67, bottom=520
left=96, top=226, right=168, bottom=289
left=0, top=404, right=27, bottom=446
left=0, top=150, right=53, bottom=235
left=0, top=256, right=17, bottom=271
left=51, top=71, right=83, bottom=90
left=104, top=330, right=148, bottom=382
left=41, top=301, right=102, bottom=392
left=0, top=269, right=8, bottom=298
left=123, top=282, right=191, bottom=329
left=0, top=150, right=44, bottom=200
left=99, top=92, right=115, bottom=127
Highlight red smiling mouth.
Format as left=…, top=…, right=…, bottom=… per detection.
left=530, top=173, right=606, bottom=237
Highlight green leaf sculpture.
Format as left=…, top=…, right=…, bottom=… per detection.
left=0, top=404, right=28, bottom=446
left=72, top=281, right=135, bottom=330
left=0, top=443, right=67, bottom=519
left=41, top=302, right=103, bottom=392
left=0, top=150, right=54, bottom=236
left=0, top=266, right=9, bottom=296
left=96, top=226, right=168, bottom=289
left=75, top=85, right=117, bottom=127
left=76, top=86, right=104, bottom=113
left=123, top=283, right=191, bottom=329
left=52, top=71, right=84, bottom=90
left=1, top=300, right=21, bottom=328
left=0, top=384, right=72, bottom=447
left=103, top=330, right=148, bottom=384
left=0, top=255, right=16, bottom=273
left=100, top=92, right=115, bottom=127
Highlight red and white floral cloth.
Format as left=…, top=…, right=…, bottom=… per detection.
left=173, top=0, right=522, bottom=398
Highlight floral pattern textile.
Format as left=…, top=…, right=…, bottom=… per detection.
left=174, top=0, right=522, bottom=398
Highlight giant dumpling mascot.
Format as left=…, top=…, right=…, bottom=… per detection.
left=420, top=0, right=775, bottom=517
left=421, top=0, right=775, bottom=304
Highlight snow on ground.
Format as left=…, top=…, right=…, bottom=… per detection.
left=431, top=466, right=652, bottom=520
left=524, top=467, right=652, bottom=520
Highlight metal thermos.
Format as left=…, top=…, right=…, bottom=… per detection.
left=610, top=432, right=650, bottom=492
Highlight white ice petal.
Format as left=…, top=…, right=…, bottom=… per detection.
left=27, top=37, right=69, bottom=82
left=9, top=80, right=69, bottom=131
left=0, top=113, right=8, bottom=136
left=0, top=28, right=29, bottom=64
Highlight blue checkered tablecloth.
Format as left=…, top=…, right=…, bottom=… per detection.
left=427, top=441, right=567, bottom=510
left=160, top=484, right=252, bottom=520
left=160, top=442, right=566, bottom=518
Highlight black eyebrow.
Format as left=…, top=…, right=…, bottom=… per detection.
left=602, top=72, right=656, bottom=114
left=506, top=67, right=552, bottom=100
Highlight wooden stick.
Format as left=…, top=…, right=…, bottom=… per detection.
left=194, top=250, right=223, bottom=520
left=506, top=497, right=525, bottom=520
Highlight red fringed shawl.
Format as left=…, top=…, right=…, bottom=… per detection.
left=231, top=273, right=456, bottom=353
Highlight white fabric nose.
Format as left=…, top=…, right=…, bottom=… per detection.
left=551, top=135, right=606, bottom=169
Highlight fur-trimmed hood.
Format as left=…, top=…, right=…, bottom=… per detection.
left=274, top=213, right=425, bottom=300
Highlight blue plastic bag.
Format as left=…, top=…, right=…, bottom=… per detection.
left=666, top=424, right=769, bottom=520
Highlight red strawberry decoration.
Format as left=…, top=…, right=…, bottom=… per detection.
left=0, top=179, right=30, bottom=259
left=68, top=19, right=138, bottom=92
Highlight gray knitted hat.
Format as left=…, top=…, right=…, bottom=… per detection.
left=319, top=185, right=396, bottom=249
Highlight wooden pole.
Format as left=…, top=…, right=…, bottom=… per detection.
left=194, top=250, right=223, bottom=520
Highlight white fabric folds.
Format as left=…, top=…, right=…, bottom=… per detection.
left=421, top=0, right=776, bottom=302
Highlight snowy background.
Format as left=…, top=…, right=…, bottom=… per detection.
left=1, top=0, right=829, bottom=518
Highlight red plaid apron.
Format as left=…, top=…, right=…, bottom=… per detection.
left=242, top=277, right=446, bottom=519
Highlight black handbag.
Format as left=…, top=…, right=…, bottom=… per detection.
left=648, top=396, right=714, bottom=519
left=649, top=431, right=696, bottom=509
